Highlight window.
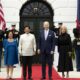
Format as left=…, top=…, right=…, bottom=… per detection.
left=21, top=2, right=51, bottom=16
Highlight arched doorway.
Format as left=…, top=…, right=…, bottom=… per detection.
left=19, top=0, right=54, bottom=64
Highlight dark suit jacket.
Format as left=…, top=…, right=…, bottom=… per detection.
left=38, top=29, right=55, bottom=54
left=0, top=30, right=4, bottom=48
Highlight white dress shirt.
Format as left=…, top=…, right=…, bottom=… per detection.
left=44, top=29, right=49, bottom=40
left=19, top=33, right=36, bottom=56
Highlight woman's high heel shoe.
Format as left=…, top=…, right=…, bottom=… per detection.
left=66, top=74, right=69, bottom=78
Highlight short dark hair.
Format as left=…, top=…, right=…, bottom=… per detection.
left=24, top=25, right=30, bottom=30
left=58, top=23, right=63, bottom=25
left=12, top=24, right=16, bottom=27
left=7, top=30, right=14, bottom=38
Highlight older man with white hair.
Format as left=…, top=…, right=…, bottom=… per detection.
left=38, top=21, right=55, bottom=80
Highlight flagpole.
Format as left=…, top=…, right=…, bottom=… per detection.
left=0, top=0, right=6, bottom=31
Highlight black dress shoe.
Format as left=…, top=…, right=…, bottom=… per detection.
left=28, top=78, right=33, bottom=80
left=9, top=77, right=13, bottom=79
left=49, top=77, right=53, bottom=80
left=41, top=78, right=46, bottom=80
left=23, top=77, right=26, bottom=80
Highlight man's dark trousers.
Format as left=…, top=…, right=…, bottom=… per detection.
left=22, top=56, right=33, bottom=79
left=41, top=51, right=53, bottom=79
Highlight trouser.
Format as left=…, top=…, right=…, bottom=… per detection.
left=75, top=48, right=80, bottom=71
left=0, top=48, right=2, bottom=68
left=41, top=53, right=53, bottom=78
left=22, top=56, right=33, bottom=79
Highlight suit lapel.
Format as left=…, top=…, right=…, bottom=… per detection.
left=42, top=30, right=45, bottom=40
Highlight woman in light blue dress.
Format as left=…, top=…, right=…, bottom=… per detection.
left=3, top=31, right=18, bottom=79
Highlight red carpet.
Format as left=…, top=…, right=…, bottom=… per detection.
left=0, top=65, right=80, bottom=80
left=21, top=65, right=61, bottom=80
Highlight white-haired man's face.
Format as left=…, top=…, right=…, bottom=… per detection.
left=43, top=21, right=50, bottom=30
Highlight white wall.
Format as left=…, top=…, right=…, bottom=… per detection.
left=2, top=0, right=77, bottom=39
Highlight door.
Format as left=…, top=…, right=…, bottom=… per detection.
left=20, top=17, right=53, bottom=64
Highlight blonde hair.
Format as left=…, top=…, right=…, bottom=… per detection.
left=59, top=25, right=67, bottom=35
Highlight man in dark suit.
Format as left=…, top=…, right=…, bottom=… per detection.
left=0, top=30, right=4, bottom=72
left=38, top=21, right=55, bottom=80
left=73, top=28, right=80, bottom=71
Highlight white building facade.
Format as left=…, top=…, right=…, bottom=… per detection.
left=2, top=0, right=77, bottom=39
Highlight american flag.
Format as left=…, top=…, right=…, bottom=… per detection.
left=76, top=0, right=80, bottom=29
left=0, top=1, right=6, bottom=31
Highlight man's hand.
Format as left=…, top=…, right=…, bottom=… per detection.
left=68, top=52, right=72, bottom=57
left=19, top=53, right=22, bottom=56
left=33, top=51, right=36, bottom=55
left=51, top=51, right=54, bottom=54
left=37, top=49, right=40, bottom=54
